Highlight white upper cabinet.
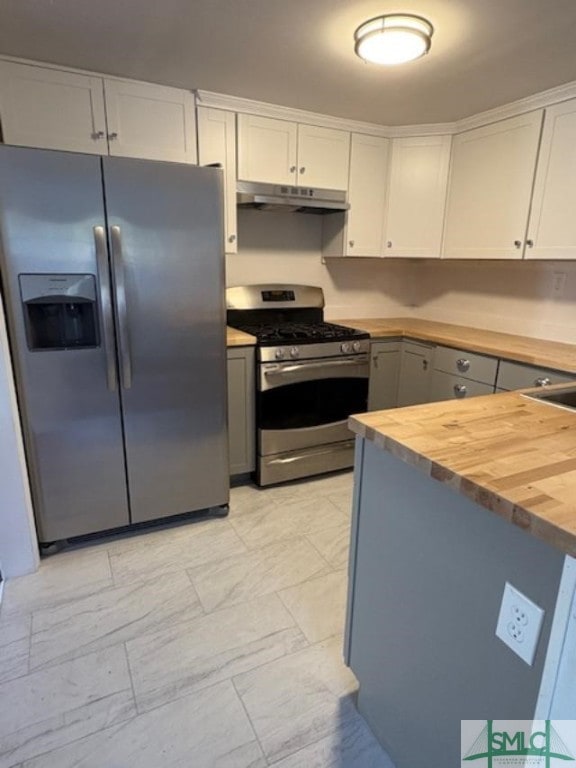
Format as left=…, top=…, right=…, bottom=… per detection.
left=384, top=135, right=451, bottom=259
left=197, top=106, right=238, bottom=253
left=0, top=61, right=107, bottom=154
left=103, top=79, right=197, bottom=163
left=443, top=111, right=544, bottom=260
left=237, top=114, right=350, bottom=189
left=0, top=61, right=197, bottom=163
left=237, top=114, right=297, bottom=185
left=296, top=124, right=350, bottom=190
left=345, top=134, right=389, bottom=257
left=525, top=99, right=576, bottom=260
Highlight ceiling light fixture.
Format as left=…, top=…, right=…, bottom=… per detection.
left=354, top=14, right=433, bottom=66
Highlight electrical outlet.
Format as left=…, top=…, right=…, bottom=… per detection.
left=496, top=582, right=545, bottom=665
left=552, top=271, right=567, bottom=297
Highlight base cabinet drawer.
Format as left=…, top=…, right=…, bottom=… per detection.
left=429, top=371, right=494, bottom=402
left=496, top=360, right=575, bottom=391
left=434, top=345, right=498, bottom=383
left=227, top=347, right=255, bottom=475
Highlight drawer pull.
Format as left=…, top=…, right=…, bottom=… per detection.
left=454, top=383, right=467, bottom=397
left=456, top=358, right=470, bottom=373
left=534, top=377, right=551, bottom=387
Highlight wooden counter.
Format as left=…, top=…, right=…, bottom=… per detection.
left=349, top=389, right=576, bottom=556
left=335, top=317, right=576, bottom=375
left=226, top=327, right=256, bottom=347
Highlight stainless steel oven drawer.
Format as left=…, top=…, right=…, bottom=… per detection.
left=259, top=440, right=355, bottom=486
left=260, top=419, right=352, bottom=456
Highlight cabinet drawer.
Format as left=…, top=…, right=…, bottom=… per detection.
left=429, top=371, right=494, bottom=402
left=496, top=360, right=575, bottom=391
left=433, top=346, right=498, bottom=384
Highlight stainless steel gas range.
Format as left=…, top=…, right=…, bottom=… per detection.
left=226, top=284, right=370, bottom=486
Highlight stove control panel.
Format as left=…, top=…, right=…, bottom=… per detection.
left=260, top=338, right=370, bottom=362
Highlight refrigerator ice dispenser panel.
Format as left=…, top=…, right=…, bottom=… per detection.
left=19, top=273, right=99, bottom=350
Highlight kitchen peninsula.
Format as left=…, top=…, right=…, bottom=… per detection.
left=345, top=389, right=576, bottom=768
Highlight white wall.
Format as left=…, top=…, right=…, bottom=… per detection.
left=0, top=299, right=39, bottom=579
left=227, top=210, right=417, bottom=319
left=412, top=260, right=576, bottom=343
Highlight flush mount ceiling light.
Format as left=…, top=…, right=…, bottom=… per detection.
left=354, top=14, right=433, bottom=66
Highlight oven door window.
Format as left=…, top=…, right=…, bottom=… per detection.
left=259, top=377, right=368, bottom=430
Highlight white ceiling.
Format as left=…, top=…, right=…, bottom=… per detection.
left=1, top=0, right=576, bottom=126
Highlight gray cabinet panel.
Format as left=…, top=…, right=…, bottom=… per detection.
left=368, top=340, right=401, bottom=411
left=497, top=359, right=575, bottom=391
left=434, top=344, right=498, bottom=383
left=227, top=347, right=255, bottom=475
left=429, top=370, right=494, bottom=402
left=348, top=441, right=564, bottom=768
left=396, top=341, right=433, bottom=407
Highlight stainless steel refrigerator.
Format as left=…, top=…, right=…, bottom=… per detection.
left=0, top=145, right=229, bottom=543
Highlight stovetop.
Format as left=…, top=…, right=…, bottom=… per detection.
left=229, top=320, right=369, bottom=346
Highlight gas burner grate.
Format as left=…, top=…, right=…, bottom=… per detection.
left=231, top=321, right=369, bottom=345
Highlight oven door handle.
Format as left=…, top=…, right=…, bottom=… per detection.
left=260, top=356, right=368, bottom=391
left=265, top=357, right=368, bottom=375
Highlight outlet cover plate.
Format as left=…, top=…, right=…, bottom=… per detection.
left=496, top=582, right=545, bottom=666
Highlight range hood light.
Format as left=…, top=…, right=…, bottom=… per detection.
left=354, top=14, right=433, bottom=66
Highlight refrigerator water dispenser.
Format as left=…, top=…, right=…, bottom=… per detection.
left=19, top=273, right=99, bottom=350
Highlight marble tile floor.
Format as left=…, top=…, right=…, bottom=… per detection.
left=0, top=471, right=395, bottom=768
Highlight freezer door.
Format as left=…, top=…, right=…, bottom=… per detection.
left=102, top=158, right=229, bottom=522
left=0, top=146, right=130, bottom=542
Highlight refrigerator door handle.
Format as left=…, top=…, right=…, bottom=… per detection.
left=110, top=224, right=132, bottom=389
left=93, top=225, right=118, bottom=392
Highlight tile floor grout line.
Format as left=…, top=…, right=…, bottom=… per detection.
left=230, top=675, right=271, bottom=766
left=122, top=641, right=140, bottom=715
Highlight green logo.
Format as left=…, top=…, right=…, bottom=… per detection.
left=463, top=721, right=575, bottom=766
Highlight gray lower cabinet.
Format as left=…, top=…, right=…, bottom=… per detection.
left=429, top=370, right=494, bottom=401
left=429, top=345, right=497, bottom=402
left=396, top=341, right=433, bottom=407
left=496, top=359, right=575, bottom=391
left=227, top=346, right=255, bottom=475
left=346, top=439, right=565, bottom=768
left=368, top=340, right=401, bottom=410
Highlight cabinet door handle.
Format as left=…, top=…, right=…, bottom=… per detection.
left=422, top=359, right=428, bottom=371
left=456, top=358, right=470, bottom=373
left=92, top=130, right=105, bottom=140
left=514, top=240, right=522, bottom=248
left=299, top=167, right=306, bottom=174
left=534, top=376, right=551, bottom=387
left=349, top=240, right=355, bottom=248
left=289, top=165, right=296, bottom=173
left=108, top=132, right=118, bottom=140
left=228, top=234, right=237, bottom=243
left=526, top=239, right=534, bottom=248
left=454, top=383, right=467, bottom=397
left=372, top=355, right=378, bottom=367
left=386, top=241, right=392, bottom=248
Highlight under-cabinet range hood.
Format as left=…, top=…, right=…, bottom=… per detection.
left=237, top=181, right=349, bottom=214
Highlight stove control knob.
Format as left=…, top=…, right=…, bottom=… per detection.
left=290, top=346, right=300, bottom=359
left=352, top=341, right=361, bottom=352
left=275, top=348, right=286, bottom=360
left=341, top=342, right=351, bottom=354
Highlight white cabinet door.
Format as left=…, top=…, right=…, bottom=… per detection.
left=384, top=135, right=451, bottom=259
left=368, top=341, right=401, bottom=410
left=526, top=99, right=576, bottom=260
left=0, top=61, right=107, bottom=154
left=198, top=107, right=238, bottom=253
left=237, top=114, right=297, bottom=185
left=104, top=79, right=197, bottom=163
left=346, top=134, right=389, bottom=257
left=297, top=124, right=350, bottom=190
left=443, top=111, right=543, bottom=260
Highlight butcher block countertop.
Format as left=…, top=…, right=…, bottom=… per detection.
left=226, top=327, right=256, bottom=347
left=349, top=389, right=576, bottom=556
left=335, top=317, right=576, bottom=375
